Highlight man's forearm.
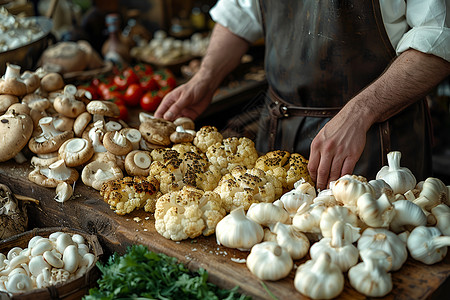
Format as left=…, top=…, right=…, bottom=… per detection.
left=196, top=23, right=251, bottom=90
left=346, top=49, right=450, bottom=129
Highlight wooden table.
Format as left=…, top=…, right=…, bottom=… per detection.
left=1, top=161, right=449, bottom=300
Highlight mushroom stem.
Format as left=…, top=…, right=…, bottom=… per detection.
left=48, top=160, right=72, bottom=181
left=37, top=117, right=62, bottom=141
left=13, top=152, right=27, bottom=164
left=4, top=63, right=21, bottom=80
left=112, top=131, right=127, bottom=147
left=134, top=152, right=151, bottom=169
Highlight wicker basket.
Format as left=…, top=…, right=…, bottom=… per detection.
left=0, top=227, right=103, bottom=300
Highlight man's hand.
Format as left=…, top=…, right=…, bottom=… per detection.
left=308, top=107, right=368, bottom=190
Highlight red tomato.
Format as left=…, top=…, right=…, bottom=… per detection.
left=123, top=83, right=144, bottom=106
left=113, top=75, right=128, bottom=91
left=77, top=85, right=99, bottom=100
left=157, top=85, right=172, bottom=99
left=98, top=82, right=115, bottom=99
left=104, top=90, right=124, bottom=102
left=140, top=76, right=160, bottom=91
left=116, top=104, right=129, bottom=120
left=122, top=67, right=140, bottom=85
left=133, top=63, right=154, bottom=77
left=140, top=91, right=162, bottom=112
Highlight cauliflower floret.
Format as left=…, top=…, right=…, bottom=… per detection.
left=154, top=186, right=226, bottom=241
left=214, top=166, right=283, bottom=212
left=255, top=150, right=313, bottom=191
left=171, top=142, right=204, bottom=157
left=193, top=125, right=223, bottom=152
left=100, top=176, right=162, bottom=215
left=149, top=151, right=222, bottom=194
left=206, top=137, right=259, bottom=175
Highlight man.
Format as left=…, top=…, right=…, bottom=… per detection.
left=155, top=0, right=450, bottom=190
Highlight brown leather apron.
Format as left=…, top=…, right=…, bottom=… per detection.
left=255, top=0, right=432, bottom=181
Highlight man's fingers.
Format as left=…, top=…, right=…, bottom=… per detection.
left=341, top=156, right=357, bottom=177
left=307, top=151, right=320, bottom=184
left=315, top=154, right=333, bottom=191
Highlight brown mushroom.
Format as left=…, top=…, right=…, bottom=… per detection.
left=0, top=110, right=33, bottom=162
left=0, top=63, right=27, bottom=97
left=6, top=103, right=31, bottom=116
left=52, top=114, right=75, bottom=132
left=120, top=128, right=142, bottom=150
left=124, top=150, right=152, bottom=176
left=139, top=118, right=176, bottom=146
left=170, top=126, right=195, bottom=144
left=173, top=117, right=195, bottom=130
left=40, top=72, right=65, bottom=93
left=73, top=112, right=92, bottom=137
left=53, top=85, right=86, bottom=118
left=103, top=131, right=133, bottom=156
left=0, top=95, right=19, bottom=113
left=22, top=71, right=40, bottom=94
left=28, top=159, right=79, bottom=188
left=81, top=160, right=123, bottom=190
left=28, top=116, right=74, bottom=154
left=21, top=94, right=51, bottom=111
left=86, top=100, right=120, bottom=123
left=58, top=138, right=94, bottom=167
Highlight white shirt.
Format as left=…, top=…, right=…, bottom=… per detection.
left=210, top=0, right=450, bottom=62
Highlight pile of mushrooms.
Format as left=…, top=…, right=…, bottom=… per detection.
left=0, top=231, right=95, bottom=294
left=0, top=62, right=197, bottom=201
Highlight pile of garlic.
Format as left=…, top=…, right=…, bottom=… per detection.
left=215, top=151, right=450, bottom=299
left=0, top=231, right=95, bottom=294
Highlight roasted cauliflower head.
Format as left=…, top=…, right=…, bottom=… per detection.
left=154, top=186, right=226, bottom=241
left=255, top=150, right=313, bottom=191
left=206, top=137, right=259, bottom=175
left=100, top=176, right=162, bottom=215
left=193, top=125, right=223, bottom=152
left=149, top=150, right=221, bottom=194
left=213, top=166, right=283, bottom=213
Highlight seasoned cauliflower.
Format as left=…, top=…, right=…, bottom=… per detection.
left=255, top=150, right=313, bottom=191
left=149, top=150, right=222, bottom=194
left=206, top=137, right=259, bottom=175
left=193, top=125, right=223, bottom=152
left=154, top=186, right=226, bottom=241
left=100, top=176, right=162, bottom=215
left=214, top=166, right=283, bottom=212
left=171, top=142, right=204, bottom=156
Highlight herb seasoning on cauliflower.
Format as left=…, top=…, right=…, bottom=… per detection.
left=100, top=176, right=162, bottom=215
left=154, top=186, right=226, bottom=241
left=255, top=150, right=313, bottom=191
left=149, top=150, right=222, bottom=194
left=193, top=126, right=223, bottom=152
left=206, top=137, right=259, bottom=175
left=214, top=166, right=283, bottom=212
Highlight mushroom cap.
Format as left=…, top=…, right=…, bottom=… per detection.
left=86, top=101, right=120, bottom=118
left=22, top=71, right=41, bottom=94
left=28, top=162, right=79, bottom=188
left=0, top=77, right=27, bottom=97
left=173, top=117, right=195, bottom=130
left=28, top=129, right=74, bottom=154
left=139, top=118, right=176, bottom=146
left=73, top=111, right=92, bottom=137
left=124, top=150, right=152, bottom=176
left=40, top=72, right=65, bottom=93
left=0, top=112, right=33, bottom=162
left=7, top=103, right=31, bottom=116
left=0, top=94, right=19, bottom=113
left=170, top=127, right=195, bottom=144
left=59, top=138, right=94, bottom=167
left=53, top=94, right=86, bottom=118
left=52, top=114, right=75, bottom=132
left=40, top=41, right=88, bottom=73
left=22, top=94, right=51, bottom=111
left=103, top=131, right=133, bottom=156
left=81, top=160, right=123, bottom=190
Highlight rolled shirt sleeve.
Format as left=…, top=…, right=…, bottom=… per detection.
left=395, top=0, right=450, bottom=61
left=209, top=0, right=264, bottom=43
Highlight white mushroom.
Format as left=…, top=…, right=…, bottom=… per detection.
left=5, top=273, right=33, bottom=293
left=28, top=116, right=74, bottom=155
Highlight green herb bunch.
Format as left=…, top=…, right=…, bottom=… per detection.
left=84, top=244, right=251, bottom=300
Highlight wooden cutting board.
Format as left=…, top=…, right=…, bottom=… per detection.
left=0, top=161, right=449, bottom=300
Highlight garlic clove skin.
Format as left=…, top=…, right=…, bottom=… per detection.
left=272, top=222, right=309, bottom=260
left=246, top=202, right=290, bottom=227
left=320, top=206, right=361, bottom=243
left=431, top=204, right=450, bottom=236
left=294, top=252, right=344, bottom=300
left=246, top=241, right=293, bottom=281
left=406, top=226, right=450, bottom=265
left=356, top=192, right=395, bottom=228
left=215, top=206, right=263, bottom=251
left=331, top=174, right=374, bottom=209
left=389, top=200, right=427, bottom=233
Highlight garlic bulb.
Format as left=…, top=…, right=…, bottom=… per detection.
left=406, top=226, right=450, bottom=265
left=368, top=179, right=394, bottom=199
left=356, top=192, right=395, bottom=228
left=357, top=228, right=407, bottom=271
left=331, top=174, right=374, bottom=211
left=310, top=221, right=359, bottom=272
left=320, top=206, right=361, bottom=243
left=389, top=200, right=427, bottom=233
left=413, top=177, right=449, bottom=211
left=272, top=222, right=309, bottom=260
left=376, top=151, right=416, bottom=195
left=246, top=241, right=293, bottom=281
left=348, top=248, right=393, bottom=297
left=292, top=203, right=325, bottom=235
left=431, top=204, right=450, bottom=236
left=294, top=252, right=344, bottom=300
left=246, top=202, right=289, bottom=227
left=215, top=206, right=263, bottom=251
left=274, top=179, right=316, bottom=216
